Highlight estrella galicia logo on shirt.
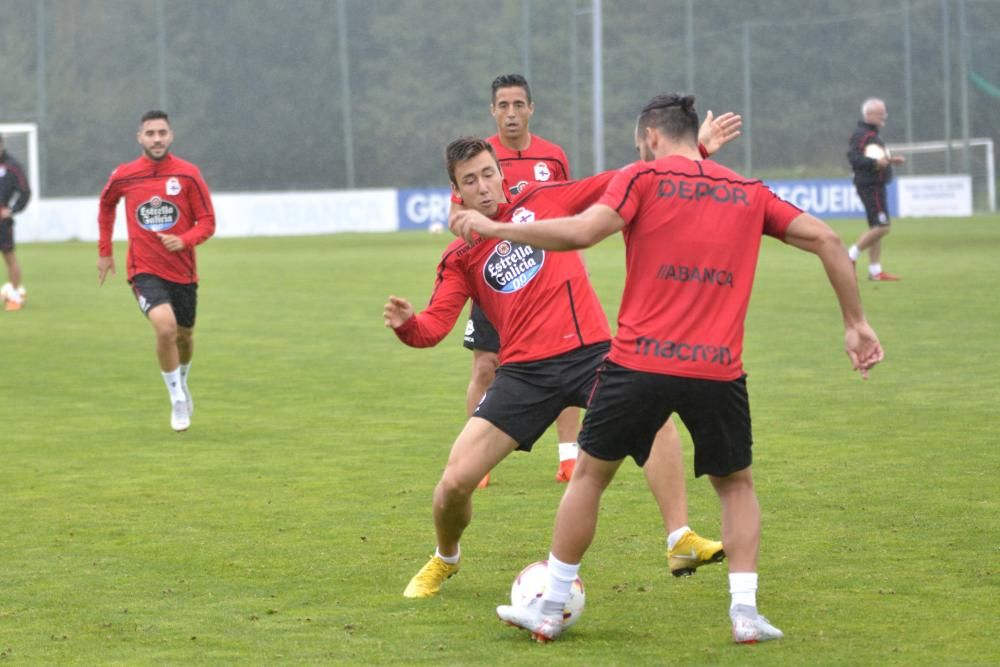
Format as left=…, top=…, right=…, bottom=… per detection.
left=483, top=240, right=545, bottom=293
left=534, top=162, right=551, bottom=181
left=136, top=196, right=180, bottom=232
left=510, top=180, right=529, bottom=195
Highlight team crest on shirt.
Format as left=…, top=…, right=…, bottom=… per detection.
left=483, top=240, right=545, bottom=294
left=511, top=207, right=535, bottom=225
left=136, top=196, right=180, bottom=232
left=534, top=162, right=551, bottom=181
left=166, top=177, right=182, bottom=196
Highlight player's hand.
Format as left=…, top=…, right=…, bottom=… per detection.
left=450, top=209, right=497, bottom=244
left=698, top=110, right=742, bottom=156
left=97, top=256, right=116, bottom=286
left=157, top=233, right=186, bottom=252
left=383, top=296, right=414, bottom=329
left=845, top=321, right=884, bottom=380
left=0, top=205, right=11, bottom=218
left=890, top=155, right=906, bottom=165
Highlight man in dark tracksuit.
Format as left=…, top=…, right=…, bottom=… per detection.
left=846, top=98, right=905, bottom=282
left=0, top=133, right=32, bottom=310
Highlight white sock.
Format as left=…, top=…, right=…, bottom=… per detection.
left=667, top=526, right=691, bottom=550
left=848, top=245, right=860, bottom=261
left=179, top=362, right=192, bottom=393
left=558, top=442, right=579, bottom=462
left=729, top=572, right=758, bottom=609
left=162, top=368, right=186, bottom=404
left=435, top=547, right=460, bottom=564
left=542, top=553, right=580, bottom=612
left=869, top=263, right=882, bottom=276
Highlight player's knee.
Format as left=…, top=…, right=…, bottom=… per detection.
left=437, top=468, right=477, bottom=499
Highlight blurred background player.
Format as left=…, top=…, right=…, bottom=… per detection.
left=97, top=110, right=216, bottom=432
left=846, top=97, right=906, bottom=281
left=464, top=74, right=578, bottom=486
left=0, top=132, right=32, bottom=311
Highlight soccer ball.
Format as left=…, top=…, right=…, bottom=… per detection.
left=428, top=221, right=445, bottom=234
left=510, top=560, right=586, bottom=629
left=0, top=283, right=12, bottom=301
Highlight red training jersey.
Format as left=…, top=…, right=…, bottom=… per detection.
left=487, top=133, right=571, bottom=195
left=395, top=171, right=616, bottom=365
left=98, top=153, right=216, bottom=284
left=598, top=156, right=802, bottom=381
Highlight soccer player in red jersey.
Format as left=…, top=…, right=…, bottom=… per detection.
left=97, top=110, right=216, bottom=432
left=454, top=94, right=883, bottom=644
left=464, top=74, right=579, bottom=485
left=386, top=114, right=741, bottom=599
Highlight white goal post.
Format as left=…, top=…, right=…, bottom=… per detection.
left=887, top=137, right=995, bottom=213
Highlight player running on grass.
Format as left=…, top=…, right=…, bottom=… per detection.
left=385, top=110, right=741, bottom=599
left=97, top=110, right=216, bottom=433
left=453, top=93, right=883, bottom=644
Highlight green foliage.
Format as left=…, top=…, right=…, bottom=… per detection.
left=1, top=218, right=999, bottom=664
left=2, top=1, right=1000, bottom=194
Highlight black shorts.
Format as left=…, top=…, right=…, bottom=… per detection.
left=855, top=183, right=890, bottom=228
left=474, top=342, right=610, bottom=451
left=0, top=218, right=13, bottom=252
left=462, top=302, right=501, bottom=353
left=129, top=273, right=198, bottom=328
left=579, top=360, right=752, bottom=477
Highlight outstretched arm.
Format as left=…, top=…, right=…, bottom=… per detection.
left=451, top=203, right=624, bottom=250
left=783, top=213, right=884, bottom=379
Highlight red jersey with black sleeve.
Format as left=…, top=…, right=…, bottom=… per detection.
left=395, top=171, right=616, bottom=365
left=597, top=156, right=802, bottom=381
left=487, top=134, right=571, bottom=195
left=98, top=153, right=215, bottom=284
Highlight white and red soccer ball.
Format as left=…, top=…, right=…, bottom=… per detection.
left=510, top=560, right=586, bottom=628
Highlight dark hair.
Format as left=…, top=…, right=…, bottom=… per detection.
left=637, top=93, right=698, bottom=142
left=140, top=109, right=170, bottom=125
left=491, top=74, right=531, bottom=104
left=445, top=136, right=499, bottom=185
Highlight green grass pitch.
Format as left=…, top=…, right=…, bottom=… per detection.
left=1, top=216, right=998, bottom=664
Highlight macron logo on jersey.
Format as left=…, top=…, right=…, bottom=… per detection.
left=634, top=337, right=733, bottom=366
left=483, top=240, right=545, bottom=294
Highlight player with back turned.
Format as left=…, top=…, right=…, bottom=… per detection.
left=97, top=110, right=216, bottom=432
left=453, top=93, right=884, bottom=644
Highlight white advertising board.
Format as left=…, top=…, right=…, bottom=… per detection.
left=896, top=175, right=972, bottom=218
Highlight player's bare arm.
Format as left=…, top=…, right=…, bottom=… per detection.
left=0, top=205, right=11, bottom=218
left=453, top=204, right=624, bottom=251
left=157, top=233, right=186, bottom=252
left=97, top=255, right=116, bottom=286
left=698, top=110, right=742, bottom=156
left=783, top=212, right=884, bottom=379
left=383, top=296, right=414, bottom=329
